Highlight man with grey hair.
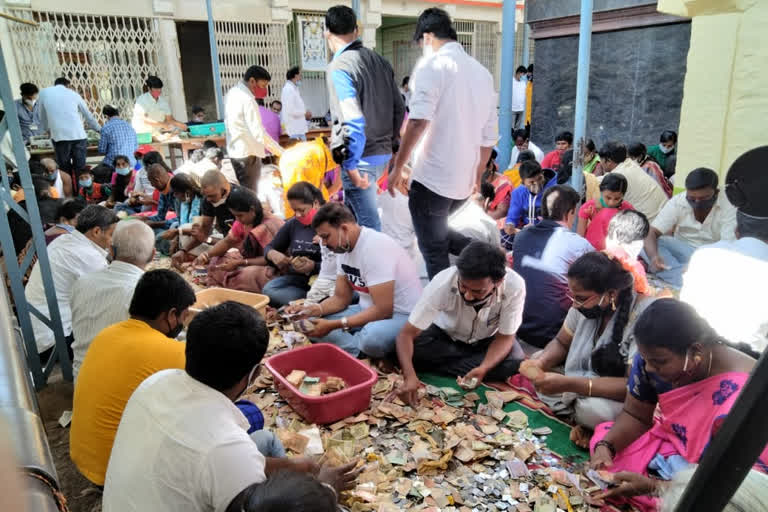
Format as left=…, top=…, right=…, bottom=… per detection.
left=70, top=220, right=157, bottom=379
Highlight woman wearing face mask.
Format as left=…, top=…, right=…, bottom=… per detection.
left=131, top=76, right=187, bottom=137
left=582, top=139, right=601, bottom=174
left=520, top=251, right=655, bottom=433
left=628, top=142, right=673, bottom=198
left=194, top=187, right=284, bottom=293
left=577, top=173, right=634, bottom=250
left=646, top=130, right=677, bottom=171
left=261, top=182, right=324, bottom=306
left=588, top=298, right=759, bottom=512
left=106, top=155, right=135, bottom=208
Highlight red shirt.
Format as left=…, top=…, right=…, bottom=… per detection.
left=541, top=150, right=562, bottom=170
left=579, top=199, right=635, bottom=250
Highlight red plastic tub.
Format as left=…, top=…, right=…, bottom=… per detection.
left=265, top=343, right=378, bottom=425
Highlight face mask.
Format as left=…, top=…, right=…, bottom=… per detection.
left=79, top=178, right=93, bottom=188
left=24, top=98, right=36, bottom=107
left=211, top=190, right=228, bottom=207
left=193, top=115, right=205, bottom=122
left=166, top=313, right=184, bottom=339
left=660, top=145, right=674, bottom=154
left=461, top=289, right=495, bottom=308
left=296, top=208, right=317, bottom=226
left=577, top=294, right=607, bottom=319
left=600, top=196, right=621, bottom=209
left=254, top=85, right=268, bottom=99
left=422, top=36, right=434, bottom=58
left=687, top=193, right=717, bottom=211
left=330, top=230, right=351, bottom=254
left=116, top=166, right=132, bottom=176
left=296, top=80, right=302, bottom=87
left=46, top=170, right=59, bottom=183
left=150, top=90, right=162, bottom=100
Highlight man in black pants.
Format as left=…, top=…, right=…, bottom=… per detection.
left=393, top=241, right=527, bottom=405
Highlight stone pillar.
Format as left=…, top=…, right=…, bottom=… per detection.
left=361, top=0, right=382, bottom=49
left=155, top=13, right=189, bottom=123
left=658, top=0, right=768, bottom=188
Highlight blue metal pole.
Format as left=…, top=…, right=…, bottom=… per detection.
left=496, top=0, right=517, bottom=171
left=570, top=0, right=593, bottom=196
left=206, top=0, right=225, bottom=119
left=352, top=0, right=361, bottom=18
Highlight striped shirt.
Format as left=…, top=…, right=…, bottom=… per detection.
left=70, top=261, right=145, bottom=379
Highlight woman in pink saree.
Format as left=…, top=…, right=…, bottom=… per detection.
left=589, top=299, right=761, bottom=511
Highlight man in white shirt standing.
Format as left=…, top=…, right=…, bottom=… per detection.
left=512, top=65, right=528, bottom=129
left=290, top=203, right=423, bottom=358
left=103, top=301, right=357, bottom=512
left=389, top=7, right=498, bottom=280
left=38, top=77, right=101, bottom=177
left=643, top=167, right=736, bottom=288
left=280, top=66, right=311, bottom=142
left=25, top=205, right=118, bottom=356
left=681, top=146, right=768, bottom=353
left=131, top=76, right=187, bottom=137
left=225, top=65, right=285, bottom=192
left=394, top=242, right=526, bottom=405
left=70, top=220, right=156, bottom=379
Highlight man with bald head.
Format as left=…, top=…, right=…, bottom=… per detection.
left=70, top=220, right=157, bottom=379
left=40, top=157, right=73, bottom=198
left=171, top=169, right=241, bottom=269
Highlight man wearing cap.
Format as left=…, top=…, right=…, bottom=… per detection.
left=642, top=167, right=737, bottom=288
left=681, top=147, right=768, bottom=353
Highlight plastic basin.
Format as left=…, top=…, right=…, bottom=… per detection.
left=265, top=343, right=378, bottom=424
left=189, top=288, right=269, bottom=321
left=188, top=122, right=225, bottom=137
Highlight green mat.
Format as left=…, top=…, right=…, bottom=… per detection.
left=419, top=373, right=588, bottom=462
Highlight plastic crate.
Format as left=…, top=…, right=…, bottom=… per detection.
left=188, top=122, right=226, bottom=137
left=189, top=288, right=269, bottom=321
left=136, top=132, right=153, bottom=144
left=265, top=343, right=378, bottom=424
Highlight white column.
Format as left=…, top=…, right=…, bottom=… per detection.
left=362, top=0, right=382, bottom=49
left=156, top=18, right=188, bottom=122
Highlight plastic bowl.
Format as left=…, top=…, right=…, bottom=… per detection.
left=265, top=343, right=378, bottom=424
left=189, top=288, right=269, bottom=321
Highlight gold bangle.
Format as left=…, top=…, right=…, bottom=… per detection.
left=588, top=379, right=593, bottom=397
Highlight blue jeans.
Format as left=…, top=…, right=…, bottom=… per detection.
left=641, top=236, right=696, bottom=288
left=342, top=161, right=388, bottom=231
left=250, top=429, right=286, bottom=457
left=311, top=304, right=408, bottom=358
left=262, top=274, right=310, bottom=307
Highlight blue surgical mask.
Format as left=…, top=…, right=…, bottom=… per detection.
left=79, top=178, right=93, bottom=188
left=46, top=170, right=59, bottom=183
left=296, top=80, right=302, bottom=87
left=116, top=166, right=132, bottom=176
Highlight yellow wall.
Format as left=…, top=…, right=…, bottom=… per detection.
left=658, top=0, right=768, bottom=190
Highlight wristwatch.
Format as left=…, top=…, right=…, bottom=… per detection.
left=341, top=317, right=350, bottom=331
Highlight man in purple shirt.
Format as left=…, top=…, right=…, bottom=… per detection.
left=257, top=99, right=281, bottom=155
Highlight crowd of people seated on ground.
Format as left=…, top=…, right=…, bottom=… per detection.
left=4, top=5, right=767, bottom=512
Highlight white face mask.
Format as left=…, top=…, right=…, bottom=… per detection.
left=24, top=98, right=37, bottom=107
left=211, top=198, right=226, bottom=207
left=660, top=145, right=674, bottom=154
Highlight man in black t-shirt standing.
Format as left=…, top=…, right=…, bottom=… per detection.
left=171, top=170, right=240, bottom=269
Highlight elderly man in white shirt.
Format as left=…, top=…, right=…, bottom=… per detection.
left=25, top=205, right=118, bottom=356
left=389, top=8, right=498, bottom=280
left=103, top=301, right=356, bottom=512
left=643, top=167, right=736, bottom=288
left=131, top=75, right=187, bottom=136
left=37, top=77, right=101, bottom=175
left=681, top=146, right=768, bottom=352
left=280, top=66, right=311, bottom=141
left=394, top=241, right=526, bottom=405
left=70, top=221, right=156, bottom=379
left=225, top=65, right=284, bottom=192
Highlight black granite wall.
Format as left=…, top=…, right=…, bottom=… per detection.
left=530, top=22, right=691, bottom=152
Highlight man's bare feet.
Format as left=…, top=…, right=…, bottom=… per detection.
left=570, top=425, right=593, bottom=449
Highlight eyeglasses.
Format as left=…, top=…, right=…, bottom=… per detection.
left=566, top=292, right=601, bottom=309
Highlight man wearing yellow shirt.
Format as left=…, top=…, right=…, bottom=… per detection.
left=70, top=269, right=196, bottom=486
